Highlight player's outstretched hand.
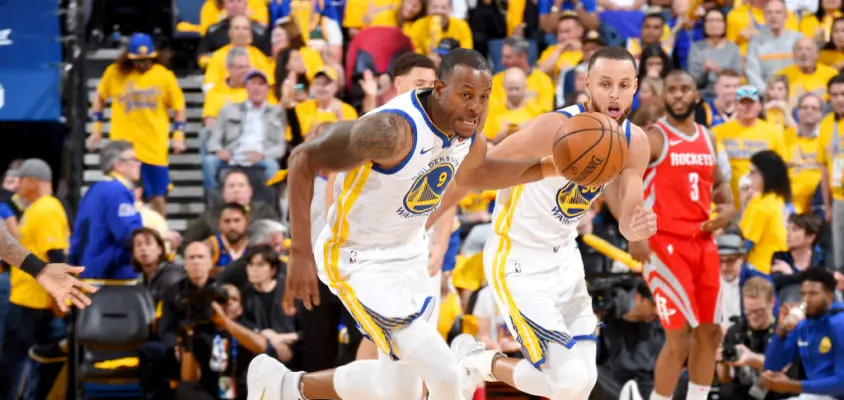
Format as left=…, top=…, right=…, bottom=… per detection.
left=702, top=203, right=736, bottom=232
left=623, top=206, right=657, bottom=242
left=36, top=264, right=98, bottom=313
left=282, top=252, right=321, bottom=315
left=628, top=240, right=652, bottom=263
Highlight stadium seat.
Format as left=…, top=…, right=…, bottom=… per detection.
left=74, top=285, right=155, bottom=398
left=173, top=0, right=204, bottom=39
left=487, top=39, right=539, bottom=75
left=344, top=27, right=415, bottom=95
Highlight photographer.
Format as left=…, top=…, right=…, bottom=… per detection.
left=717, top=277, right=784, bottom=400
left=159, top=241, right=279, bottom=399
left=762, top=268, right=844, bottom=400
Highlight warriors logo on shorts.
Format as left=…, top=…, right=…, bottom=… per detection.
left=551, top=182, right=603, bottom=224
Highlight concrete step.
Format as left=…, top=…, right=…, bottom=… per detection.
left=87, top=75, right=204, bottom=91
left=96, top=108, right=204, bottom=120
left=84, top=153, right=202, bottom=167
left=87, top=92, right=206, bottom=105
left=84, top=169, right=203, bottom=182
left=85, top=122, right=204, bottom=134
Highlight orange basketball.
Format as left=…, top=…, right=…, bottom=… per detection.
left=553, top=112, right=628, bottom=187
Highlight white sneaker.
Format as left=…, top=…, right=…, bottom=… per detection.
left=247, top=354, right=303, bottom=400
left=450, top=334, right=489, bottom=399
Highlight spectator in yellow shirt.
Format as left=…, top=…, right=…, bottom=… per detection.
left=777, top=37, right=839, bottom=101
left=0, top=159, right=70, bottom=397
left=342, top=0, right=401, bottom=35
left=89, top=34, right=187, bottom=217
left=739, top=150, right=793, bottom=274
left=819, top=18, right=844, bottom=69
left=785, top=93, right=824, bottom=214
left=409, top=0, right=473, bottom=56
left=483, top=68, right=538, bottom=143
left=200, top=0, right=269, bottom=36
left=363, top=0, right=426, bottom=35
left=204, top=15, right=274, bottom=92
left=799, top=0, right=843, bottom=43
left=626, top=13, right=675, bottom=59
left=714, top=85, right=788, bottom=207
left=271, top=18, right=326, bottom=82
left=295, top=68, right=359, bottom=135
left=817, top=74, right=844, bottom=270
left=536, top=13, right=584, bottom=80
left=489, top=36, right=555, bottom=116
left=726, top=0, right=799, bottom=56
left=763, top=75, right=796, bottom=130
left=198, top=0, right=272, bottom=58
left=203, top=47, right=251, bottom=128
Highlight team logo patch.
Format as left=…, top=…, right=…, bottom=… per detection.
left=399, top=162, right=454, bottom=216
left=551, top=182, right=603, bottom=224
left=819, top=336, right=832, bottom=354
left=118, top=203, right=138, bottom=217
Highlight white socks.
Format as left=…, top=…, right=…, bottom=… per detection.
left=686, top=382, right=711, bottom=400
left=649, top=391, right=672, bottom=400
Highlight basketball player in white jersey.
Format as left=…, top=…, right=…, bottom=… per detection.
left=247, top=49, right=560, bottom=400
left=428, top=46, right=658, bottom=400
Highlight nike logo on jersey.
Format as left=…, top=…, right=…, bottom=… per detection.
left=420, top=146, right=436, bottom=154
left=669, top=139, right=684, bottom=146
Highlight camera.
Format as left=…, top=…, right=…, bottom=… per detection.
left=177, top=282, right=230, bottom=328
left=721, top=316, right=746, bottom=363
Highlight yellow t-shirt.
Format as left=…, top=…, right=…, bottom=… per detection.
left=204, top=45, right=274, bottom=88
left=97, top=64, right=186, bottom=166
left=766, top=108, right=786, bottom=129
left=199, top=0, right=269, bottom=35
left=437, top=291, right=462, bottom=340
left=458, top=190, right=497, bottom=214
left=343, top=0, right=401, bottom=29
left=713, top=119, right=787, bottom=207
left=740, top=193, right=791, bottom=274
left=489, top=69, right=555, bottom=118
left=784, top=128, right=822, bottom=214
left=799, top=12, right=842, bottom=43
left=203, top=82, right=247, bottom=118
left=289, top=0, right=315, bottom=40
left=269, top=46, right=325, bottom=82
left=819, top=49, right=844, bottom=69
left=409, top=16, right=473, bottom=56
left=10, top=196, right=70, bottom=310
left=776, top=64, right=839, bottom=100
left=294, top=99, right=359, bottom=136
left=482, top=106, right=536, bottom=141
left=537, top=48, right=582, bottom=80
left=726, top=5, right=799, bottom=56
left=817, top=113, right=844, bottom=201
left=626, top=25, right=673, bottom=59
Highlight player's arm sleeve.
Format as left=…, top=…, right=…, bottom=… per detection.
left=717, top=147, right=732, bottom=185
left=800, top=318, right=844, bottom=395
left=764, top=327, right=799, bottom=371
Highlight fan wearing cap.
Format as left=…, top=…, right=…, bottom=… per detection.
left=89, top=33, right=187, bottom=218
left=536, top=13, right=585, bottom=79
left=204, top=15, right=274, bottom=92
left=293, top=67, right=358, bottom=135
left=713, top=84, right=788, bottom=208
left=718, top=230, right=752, bottom=326
left=0, top=159, right=74, bottom=396
left=408, top=0, right=472, bottom=56
left=428, top=38, right=460, bottom=69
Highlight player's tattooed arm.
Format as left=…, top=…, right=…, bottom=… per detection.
left=0, top=221, right=31, bottom=268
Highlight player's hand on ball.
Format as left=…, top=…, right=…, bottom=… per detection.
left=628, top=240, right=651, bottom=263
left=702, top=203, right=736, bottom=232
left=624, top=206, right=657, bottom=241
left=282, top=251, right=321, bottom=315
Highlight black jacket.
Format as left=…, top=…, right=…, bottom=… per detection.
left=198, top=18, right=271, bottom=58
left=142, top=262, right=186, bottom=304
left=241, top=279, right=297, bottom=334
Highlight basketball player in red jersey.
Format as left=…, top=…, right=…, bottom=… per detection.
left=635, top=70, right=736, bottom=400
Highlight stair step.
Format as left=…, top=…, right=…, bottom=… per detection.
left=168, top=220, right=188, bottom=231
left=84, top=153, right=202, bottom=166
left=96, top=108, right=204, bottom=120
left=84, top=169, right=203, bottom=182
left=86, top=122, right=204, bottom=134
left=81, top=184, right=203, bottom=198
left=87, top=76, right=203, bottom=91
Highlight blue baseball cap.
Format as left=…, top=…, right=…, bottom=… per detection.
left=128, top=33, right=157, bottom=59
left=433, top=38, right=460, bottom=56
left=244, top=70, right=269, bottom=84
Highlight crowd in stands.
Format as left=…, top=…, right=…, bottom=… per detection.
left=3, top=0, right=844, bottom=398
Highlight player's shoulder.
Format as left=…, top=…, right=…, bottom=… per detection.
left=555, top=103, right=586, bottom=118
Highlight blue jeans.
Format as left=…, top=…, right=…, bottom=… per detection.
left=201, top=155, right=281, bottom=189
left=0, top=271, right=9, bottom=347
left=0, top=304, right=64, bottom=400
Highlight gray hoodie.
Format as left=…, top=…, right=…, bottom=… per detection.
left=745, top=28, right=804, bottom=93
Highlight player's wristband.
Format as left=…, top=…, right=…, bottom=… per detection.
left=21, top=253, right=47, bottom=278
left=172, top=122, right=186, bottom=140
left=92, top=111, right=105, bottom=122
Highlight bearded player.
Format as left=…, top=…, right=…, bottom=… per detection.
left=428, top=46, right=657, bottom=400
left=633, top=70, right=736, bottom=400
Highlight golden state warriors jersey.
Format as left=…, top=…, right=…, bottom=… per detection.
left=324, top=89, right=475, bottom=251
left=491, top=103, right=631, bottom=249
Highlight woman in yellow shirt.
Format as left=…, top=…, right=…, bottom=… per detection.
left=799, top=0, right=843, bottom=43
left=740, top=150, right=794, bottom=274
left=819, top=17, right=844, bottom=69
left=763, top=75, right=796, bottom=130
left=200, top=0, right=269, bottom=35
left=271, top=18, right=326, bottom=82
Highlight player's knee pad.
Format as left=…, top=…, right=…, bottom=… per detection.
left=379, top=369, right=423, bottom=400
left=543, top=361, right=592, bottom=400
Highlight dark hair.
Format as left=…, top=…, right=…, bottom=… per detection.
left=438, top=48, right=490, bottom=81
left=828, top=73, right=844, bottom=92
left=802, top=267, right=837, bottom=293
left=221, top=202, right=250, bottom=218
left=815, top=0, right=844, bottom=25
left=114, top=46, right=172, bottom=75
left=131, top=227, right=167, bottom=271
left=396, top=0, right=427, bottom=26
left=587, top=46, right=636, bottom=72
left=750, top=150, right=791, bottom=201
left=637, top=45, right=673, bottom=81
left=823, top=17, right=844, bottom=51
left=222, top=168, right=252, bottom=188
left=392, top=52, right=436, bottom=78
left=274, top=48, right=310, bottom=99
left=789, top=213, right=824, bottom=244
left=642, top=12, right=665, bottom=26
left=244, top=244, right=281, bottom=273
left=702, top=8, right=728, bottom=39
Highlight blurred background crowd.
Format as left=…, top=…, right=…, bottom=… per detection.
left=1, top=0, right=844, bottom=398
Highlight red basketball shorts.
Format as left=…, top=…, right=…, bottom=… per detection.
left=643, top=232, right=721, bottom=330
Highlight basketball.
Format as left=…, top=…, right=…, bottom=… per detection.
left=553, top=112, right=628, bottom=187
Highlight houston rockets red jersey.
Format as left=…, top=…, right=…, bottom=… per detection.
left=644, top=119, right=717, bottom=237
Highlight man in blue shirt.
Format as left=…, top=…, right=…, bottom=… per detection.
left=763, top=268, right=844, bottom=399
left=69, top=140, right=144, bottom=281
